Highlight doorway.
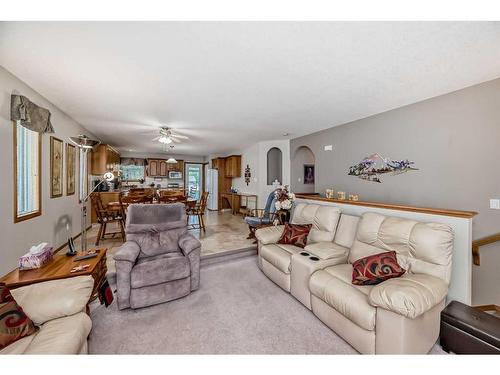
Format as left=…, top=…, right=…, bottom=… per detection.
left=185, top=163, right=204, bottom=200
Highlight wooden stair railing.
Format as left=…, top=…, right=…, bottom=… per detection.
left=472, top=232, right=500, bottom=266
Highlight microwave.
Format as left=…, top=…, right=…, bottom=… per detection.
left=168, top=171, right=182, bottom=179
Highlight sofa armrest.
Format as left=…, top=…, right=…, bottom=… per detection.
left=368, top=273, right=448, bottom=319
left=10, top=276, right=94, bottom=325
left=178, top=233, right=201, bottom=255
left=255, top=225, right=285, bottom=245
left=114, top=241, right=141, bottom=263
left=304, top=242, right=349, bottom=262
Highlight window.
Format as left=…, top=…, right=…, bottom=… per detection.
left=14, top=122, right=41, bottom=222
left=267, top=147, right=283, bottom=185
left=121, top=165, right=145, bottom=181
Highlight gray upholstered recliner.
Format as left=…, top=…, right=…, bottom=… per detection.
left=114, top=203, right=201, bottom=310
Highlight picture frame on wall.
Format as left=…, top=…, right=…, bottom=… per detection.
left=66, top=143, right=76, bottom=196
left=50, top=136, right=64, bottom=198
left=304, top=164, right=315, bottom=184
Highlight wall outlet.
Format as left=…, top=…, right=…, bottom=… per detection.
left=324, top=145, right=333, bottom=151
left=490, top=199, right=500, bottom=209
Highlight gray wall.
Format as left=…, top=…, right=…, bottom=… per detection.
left=290, top=78, right=500, bottom=305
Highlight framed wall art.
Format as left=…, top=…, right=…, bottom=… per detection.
left=66, top=143, right=76, bottom=196
left=304, top=164, right=315, bottom=184
left=50, top=136, right=64, bottom=198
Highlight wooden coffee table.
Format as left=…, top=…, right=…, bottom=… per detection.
left=0, top=248, right=108, bottom=303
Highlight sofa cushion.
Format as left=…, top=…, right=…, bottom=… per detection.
left=349, top=212, right=454, bottom=283
left=368, top=273, right=449, bottom=319
left=333, top=214, right=360, bottom=248
left=352, top=251, right=405, bottom=286
left=131, top=252, right=190, bottom=288
left=0, top=284, right=38, bottom=350
left=323, top=264, right=373, bottom=296
left=9, top=276, right=94, bottom=326
left=24, top=312, right=91, bottom=354
left=304, top=242, right=349, bottom=261
left=277, top=223, right=312, bottom=248
left=309, top=268, right=376, bottom=331
left=260, top=244, right=302, bottom=274
left=255, top=225, right=285, bottom=245
left=292, top=204, right=341, bottom=243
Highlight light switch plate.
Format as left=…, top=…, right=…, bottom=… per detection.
left=490, top=199, right=500, bottom=209
left=324, top=145, right=333, bottom=151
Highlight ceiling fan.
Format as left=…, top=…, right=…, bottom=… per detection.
left=152, top=127, right=189, bottom=144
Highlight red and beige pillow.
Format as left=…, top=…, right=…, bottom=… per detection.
left=277, top=223, right=312, bottom=248
left=0, top=283, right=37, bottom=350
left=351, top=251, right=405, bottom=286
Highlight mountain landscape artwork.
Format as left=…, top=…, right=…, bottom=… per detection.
left=348, top=153, right=418, bottom=183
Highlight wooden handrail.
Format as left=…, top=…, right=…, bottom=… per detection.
left=472, top=233, right=500, bottom=266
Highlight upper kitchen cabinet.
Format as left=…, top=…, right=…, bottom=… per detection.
left=167, top=159, right=184, bottom=172
left=147, top=159, right=184, bottom=177
left=224, top=155, right=241, bottom=177
left=91, top=144, right=120, bottom=175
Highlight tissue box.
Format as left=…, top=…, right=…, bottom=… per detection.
left=19, top=247, right=53, bottom=270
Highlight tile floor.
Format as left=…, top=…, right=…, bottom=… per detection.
left=71, top=210, right=256, bottom=274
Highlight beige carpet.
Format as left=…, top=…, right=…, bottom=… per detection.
left=88, top=255, right=446, bottom=354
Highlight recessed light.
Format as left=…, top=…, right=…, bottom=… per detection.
left=283, top=132, right=289, bottom=136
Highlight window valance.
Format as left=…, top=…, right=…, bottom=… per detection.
left=11, top=94, right=54, bottom=133
left=120, top=158, right=146, bottom=166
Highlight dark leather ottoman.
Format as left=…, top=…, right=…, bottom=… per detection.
left=440, top=301, right=500, bottom=354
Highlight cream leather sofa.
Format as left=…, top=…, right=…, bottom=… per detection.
left=256, top=204, right=357, bottom=299
left=256, top=204, right=454, bottom=354
left=0, top=276, right=93, bottom=354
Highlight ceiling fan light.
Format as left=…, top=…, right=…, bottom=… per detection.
left=158, top=136, right=173, bottom=144
left=166, top=157, right=177, bottom=164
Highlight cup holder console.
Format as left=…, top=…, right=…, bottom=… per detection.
left=300, top=252, right=310, bottom=256
left=309, top=256, right=320, bottom=261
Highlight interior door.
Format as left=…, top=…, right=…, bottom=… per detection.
left=185, top=163, right=203, bottom=200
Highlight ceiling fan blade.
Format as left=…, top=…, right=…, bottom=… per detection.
left=152, top=135, right=161, bottom=141
left=170, top=134, right=189, bottom=139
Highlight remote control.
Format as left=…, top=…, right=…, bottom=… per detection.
left=74, top=253, right=98, bottom=261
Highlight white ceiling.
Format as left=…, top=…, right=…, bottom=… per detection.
left=1, top=22, right=500, bottom=156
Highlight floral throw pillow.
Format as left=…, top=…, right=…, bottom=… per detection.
left=351, top=251, right=406, bottom=286
left=0, top=283, right=38, bottom=350
left=277, top=223, right=312, bottom=248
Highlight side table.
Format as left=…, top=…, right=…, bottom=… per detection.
left=0, top=248, right=108, bottom=303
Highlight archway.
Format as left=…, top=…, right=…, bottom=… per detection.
left=267, top=147, right=283, bottom=185
left=292, top=145, right=315, bottom=193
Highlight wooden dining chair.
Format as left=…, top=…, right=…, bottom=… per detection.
left=186, top=192, right=209, bottom=232
left=90, top=193, right=126, bottom=245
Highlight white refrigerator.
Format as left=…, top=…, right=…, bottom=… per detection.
left=206, top=168, right=218, bottom=210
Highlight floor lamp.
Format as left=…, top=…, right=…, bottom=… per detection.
left=69, top=135, right=113, bottom=253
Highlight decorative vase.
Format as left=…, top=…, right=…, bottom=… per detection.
left=278, top=210, right=291, bottom=224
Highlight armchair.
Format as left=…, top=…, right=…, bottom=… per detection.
left=114, top=203, right=201, bottom=310
left=244, top=189, right=278, bottom=240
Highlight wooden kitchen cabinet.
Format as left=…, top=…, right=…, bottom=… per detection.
left=167, top=160, right=184, bottom=172
left=147, top=159, right=184, bottom=177
left=91, top=144, right=120, bottom=175
left=159, top=160, right=168, bottom=176
left=224, top=155, right=241, bottom=177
